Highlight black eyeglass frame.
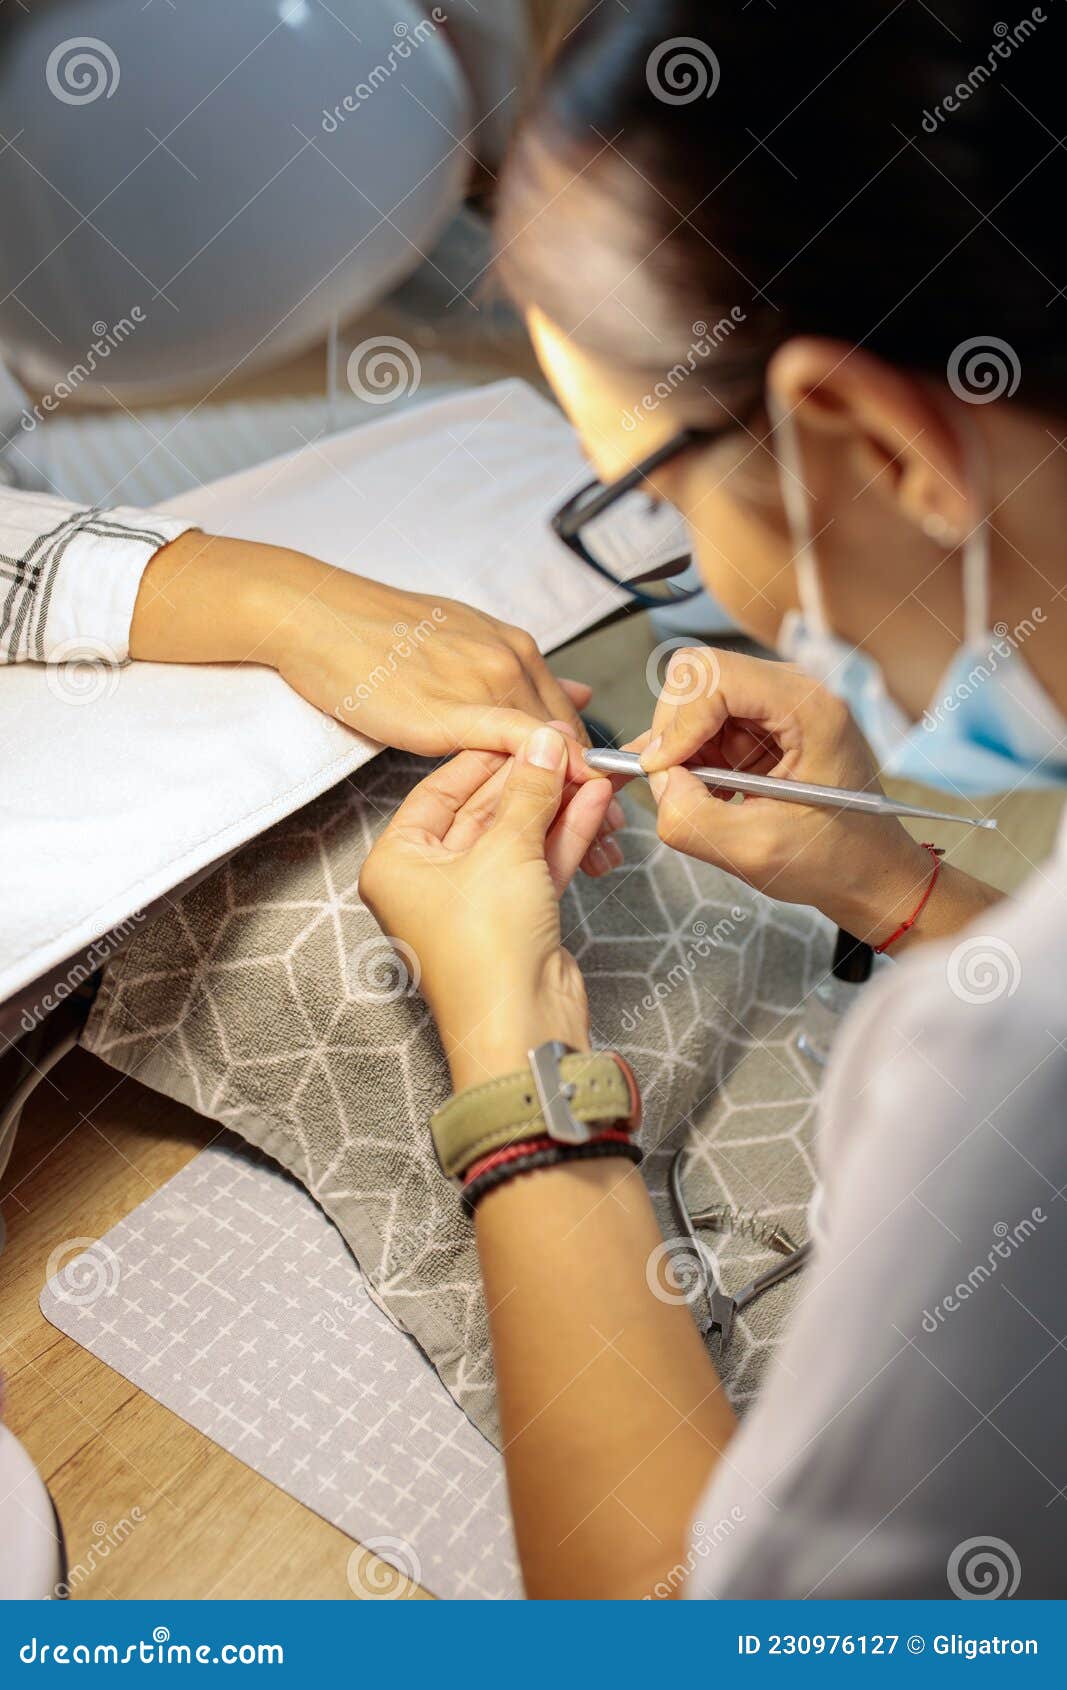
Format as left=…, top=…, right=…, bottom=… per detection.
left=550, top=424, right=726, bottom=610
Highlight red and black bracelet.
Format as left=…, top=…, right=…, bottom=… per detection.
left=461, top=1131, right=642, bottom=1215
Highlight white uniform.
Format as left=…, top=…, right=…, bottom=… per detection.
left=689, top=821, right=1067, bottom=1598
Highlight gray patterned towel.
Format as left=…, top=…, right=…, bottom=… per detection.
left=84, top=752, right=833, bottom=1442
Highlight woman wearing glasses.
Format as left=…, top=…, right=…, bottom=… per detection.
left=360, top=1, right=1067, bottom=1597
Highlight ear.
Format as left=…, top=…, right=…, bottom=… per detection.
left=767, top=338, right=978, bottom=543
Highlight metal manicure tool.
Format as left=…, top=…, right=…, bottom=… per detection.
left=668, top=1150, right=812, bottom=1352
left=583, top=747, right=998, bottom=831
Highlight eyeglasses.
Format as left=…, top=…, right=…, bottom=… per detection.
left=550, top=424, right=726, bottom=609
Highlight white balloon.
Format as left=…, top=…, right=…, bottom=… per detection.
left=0, top=0, right=472, bottom=399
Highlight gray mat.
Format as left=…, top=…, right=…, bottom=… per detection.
left=39, top=1138, right=521, bottom=1601
left=84, top=756, right=837, bottom=1443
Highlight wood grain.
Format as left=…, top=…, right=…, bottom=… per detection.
left=0, top=1049, right=428, bottom=1600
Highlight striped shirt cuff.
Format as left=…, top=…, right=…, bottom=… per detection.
left=0, top=492, right=195, bottom=665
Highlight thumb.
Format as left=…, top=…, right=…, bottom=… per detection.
left=492, top=726, right=568, bottom=853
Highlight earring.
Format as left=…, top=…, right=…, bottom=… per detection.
left=922, top=511, right=962, bottom=546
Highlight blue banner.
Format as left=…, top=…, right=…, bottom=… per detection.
left=0, top=1600, right=1063, bottom=1682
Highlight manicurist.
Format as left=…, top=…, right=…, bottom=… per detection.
left=360, top=0, right=1067, bottom=1598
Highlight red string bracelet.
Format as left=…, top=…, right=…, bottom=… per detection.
left=873, top=843, right=945, bottom=954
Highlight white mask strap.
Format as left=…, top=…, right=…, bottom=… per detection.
left=957, top=416, right=992, bottom=647
left=768, top=389, right=831, bottom=636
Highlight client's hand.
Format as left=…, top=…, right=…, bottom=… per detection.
left=359, top=726, right=613, bottom=1092
left=638, top=646, right=934, bottom=944
left=275, top=574, right=595, bottom=766
left=132, top=533, right=596, bottom=777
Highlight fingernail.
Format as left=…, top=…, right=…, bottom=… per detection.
left=527, top=726, right=564, bottom=770
left=607, top=798, right=626, bottom=831
left=603, top=839, right=624, bottom=869
left=586, top=842, right=610, bottom=874
left=641, top=735, right=663, bottom=768
left=648, top=770, right=668, bottom=803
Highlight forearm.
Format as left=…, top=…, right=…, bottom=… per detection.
left=129, top=528, right=338, bottom=668
left=475, top=1156, right=735, bottom=1600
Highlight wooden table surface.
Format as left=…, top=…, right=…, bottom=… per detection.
left=0, top=1048, right=427, bottom=1600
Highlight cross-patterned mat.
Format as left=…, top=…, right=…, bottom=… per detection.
left=39, top=1139, right=521, bottom=1601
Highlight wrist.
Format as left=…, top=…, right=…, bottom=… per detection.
left=130, top=532, right=330, bottom=669
left=232, top=545, right=339, bottom=671
left=436, top=998, right=591, bottom=1094
left=819, top=825, right=939, bottom=947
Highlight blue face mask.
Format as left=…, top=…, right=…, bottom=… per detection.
left=770, top=401, right=1067, bottom=797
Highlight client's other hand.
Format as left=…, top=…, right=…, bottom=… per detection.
left=359, top=726, right=614, bottom=1092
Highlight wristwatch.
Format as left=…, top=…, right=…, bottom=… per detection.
left=431, top=1040, right=642, bottom=1183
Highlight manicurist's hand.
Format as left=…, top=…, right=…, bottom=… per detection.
left=639, top=646, right=999, bottom=951
left=359, top=726, right=614, bottom=1090
left=130, top=531, right=595, bottom=777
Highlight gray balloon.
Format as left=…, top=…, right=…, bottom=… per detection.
left=0, top=0, right=471, bottom=399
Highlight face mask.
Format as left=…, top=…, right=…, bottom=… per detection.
left=768, top=394, right=1067, bottom=796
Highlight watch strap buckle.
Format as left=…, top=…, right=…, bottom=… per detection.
left=528, top=1040, right=593, bottom=1146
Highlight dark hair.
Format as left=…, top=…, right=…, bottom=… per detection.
left=497, top=1, right=1067, bottom=412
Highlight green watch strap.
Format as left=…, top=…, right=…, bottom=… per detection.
left=431, top=1048, right=640, bottom=1181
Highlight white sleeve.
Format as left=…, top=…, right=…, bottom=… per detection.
left=682, top=836, right=1067, bottom=1599
left=0, top=487, right=195, bottom=665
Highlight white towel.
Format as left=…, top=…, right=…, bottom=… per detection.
left=1, top=380, right=640, bottom=1005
